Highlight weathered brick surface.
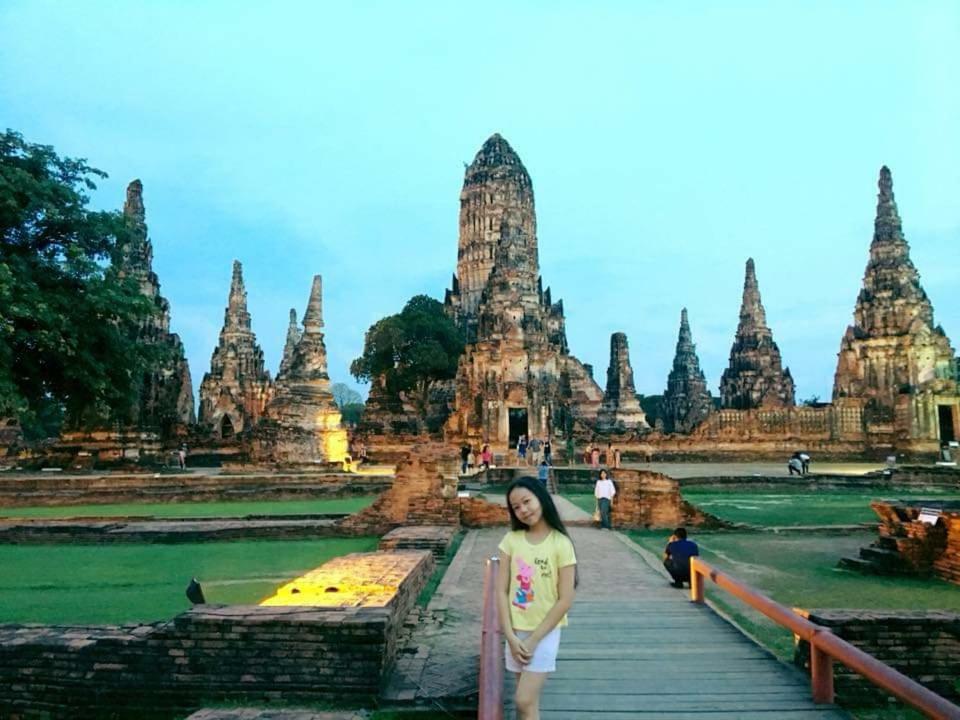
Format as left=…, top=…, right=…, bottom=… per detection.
left=0, top=472, right=390, bottom=508
left=842, top=502, right=959, bottom=584
left=378, top=526, right=456, bottom=559
left=459, top=497, right=508, bottom=527
left=0, top=553, right=432, bottom=719
left=794, top=610, right=960, bottom=707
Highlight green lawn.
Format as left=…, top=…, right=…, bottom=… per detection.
left=565, top=493, right=596, bottom=514
left=681, top=488, right=960, bottom=527
left=0, top=537, right=378, bottom=624
left=0, top=496, right=376, bottom=519
left=628, top=529, right=960, bottom=660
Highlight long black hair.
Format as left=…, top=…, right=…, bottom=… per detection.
left=505, top=476, right=580, bottom=588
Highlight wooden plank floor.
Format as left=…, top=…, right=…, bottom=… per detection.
left=507, top=528, right=848, bottom=719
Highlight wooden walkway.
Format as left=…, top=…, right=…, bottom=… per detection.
left=511, top=528, right=848, bottom=719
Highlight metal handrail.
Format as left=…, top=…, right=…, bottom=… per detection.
left=690, top=557, right=960, bottom=719
left=478, top=555, right=504, bottom=720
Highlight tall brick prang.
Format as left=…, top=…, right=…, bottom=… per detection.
left=720, top=258, right=795, bottom=409
left=198, top=260, right=273, bottom=438
left=833, top=166, right=959, bottom=443
left=661, top=308, right=713, bottom=433
left=115, top=179, right=195, bottom=433
left=596, top=332, right=649, bottom=433
left=254, top=275, right=348, bottom=463
left=443, top=135, right=603, bottom=444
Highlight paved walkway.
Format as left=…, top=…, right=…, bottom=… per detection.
left=385, top=526, right=847, bottom=718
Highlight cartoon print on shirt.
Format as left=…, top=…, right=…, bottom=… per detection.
left=512, top=557, right=536, bottom=609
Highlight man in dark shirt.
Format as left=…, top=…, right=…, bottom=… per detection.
left=663, top=527, right=699, bottom=589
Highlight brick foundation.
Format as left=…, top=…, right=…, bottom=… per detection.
left=0, top=551, right=432, bottom=719
left=0, top=472, right=391, bottom=508
left=794, top=610, right=960, bottom=707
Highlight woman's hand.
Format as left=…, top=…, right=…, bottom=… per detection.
left=507, top=633, right=533, bottom=665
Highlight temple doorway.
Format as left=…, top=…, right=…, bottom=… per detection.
left=220, top=415, right=235, bottom=439
left=508, top=408, right=528, bottom=447
left=938, top=405, right=956, bottom=444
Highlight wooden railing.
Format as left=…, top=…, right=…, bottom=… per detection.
left=690, top=557, right=960, bottom=719
left=478, top=555, right=504, bottom=720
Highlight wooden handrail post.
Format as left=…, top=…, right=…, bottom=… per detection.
left=810, top=633, right=835, bottom=704
left=690, top=557, right=705, bottom=604
left=478, top=556, right=503, bottom=720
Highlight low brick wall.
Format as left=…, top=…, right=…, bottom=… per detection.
left=0, top=517, right=353, bottom=544
left=0, top=472, right=391, bottom=508
left=794, top=610, right=960, bottom=708
left=0, top=551, right=433, bottom=719
left=378, top=525, right=457, bottom=558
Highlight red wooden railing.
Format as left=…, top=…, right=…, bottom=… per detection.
left=690, top=557, right=960, bottom=720
left=478, top=555, right=504, bottom=720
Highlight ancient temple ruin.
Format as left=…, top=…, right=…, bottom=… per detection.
left=661, top=308, right=713, bottom=433
left=198, top=261, right=273, bottom=439
left=254, top=276, right=348, bottom=463
left=719, top=258, right=795, bottom=409
left=116, top=179, right=195, bottom=434
left=278, top=308, right=302, bottom=378
left=596, top=333, right=649, bottom=433
left=833, top=167, right=959, bottom=445
left=444, top=134, right=603, bottom=444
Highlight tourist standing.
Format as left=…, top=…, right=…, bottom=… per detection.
left=594, top=469, right=616, bottom=529
left=543, top=437, right=553, bottom=466
left=177, top=443, right=187, bottom=470
left=498, top=477, right=578, bottom=719
left=460, top=444, right=471, bottom=474
left=481, top=443, right=493, bottom=469
left=517, top=435, right=528, bottom=465
left=538, top=460, right=550, bottom=487
left=799, top=451, right=811, bottom=475
left=663, top=527, right=699, bottom=588
left=529, top=436, right=542, bottom=467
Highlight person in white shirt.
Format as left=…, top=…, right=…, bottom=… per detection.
left=594, top=469, right=616, bottom=529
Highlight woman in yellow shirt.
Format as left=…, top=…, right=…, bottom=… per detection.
left=497, top=477, right=578, bottom=720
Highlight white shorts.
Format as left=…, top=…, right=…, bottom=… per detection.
left=505, top=627, right=562, bottom=673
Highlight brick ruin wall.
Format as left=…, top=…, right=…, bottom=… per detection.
left=0, top=473, right=391, bottom=508
left=0, top=552, right=433, bottom=720
left=794, top=610, right=960, bottom=708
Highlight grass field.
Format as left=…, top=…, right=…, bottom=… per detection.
left=0, top=496, right=376, bottom=519
left=564, top=488, right=960, bottom=527
left=0, top=537, right=378, bottom=624
left=681, top=487, right=960, bottom=527
left=627, top=529, right=960, bottom=660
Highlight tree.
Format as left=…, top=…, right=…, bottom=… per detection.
left=330, top=382, right=364, bottom=426
left=0, top=130, right=159, bottom=437
left=350, top=295, right=463, bottom=420
left=330, top=382, right=362, bottom=408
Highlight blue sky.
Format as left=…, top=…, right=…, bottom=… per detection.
left=2, top=1, right=957, bottom=402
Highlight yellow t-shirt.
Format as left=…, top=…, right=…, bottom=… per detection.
left=498, top=529, right=577, bottom=631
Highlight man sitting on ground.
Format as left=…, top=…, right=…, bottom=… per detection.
left=663, top=527, right=699, bottom=589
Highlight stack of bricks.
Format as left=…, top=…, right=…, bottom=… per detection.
left=933, top=512, right=960, bottom=585
left=842, top=502, right=954, bottom=579
left=339, top=448, right=459, bottom=535
left=460, top=496, right=509, bottom=527
left=609, top=470, right=691, bottom=529
left=0, top=552, right=433, bottom=718
left=378, top=526, right=457, bottom=559
left=794, top=610, right=960, bottom=707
